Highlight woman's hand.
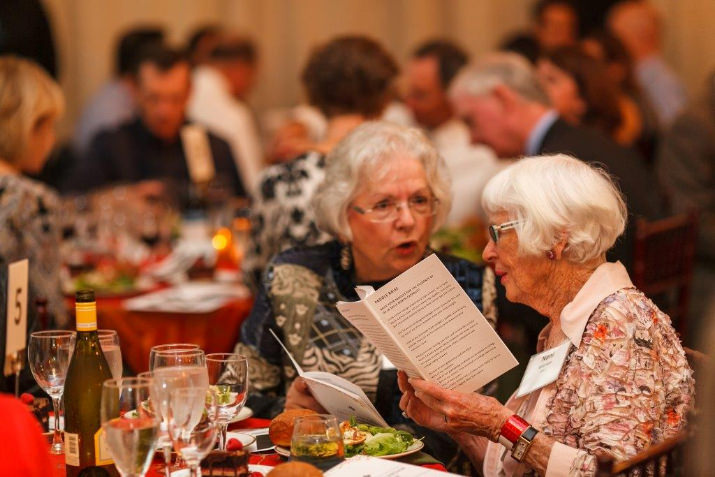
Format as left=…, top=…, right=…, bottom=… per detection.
left=399, top=371, right=510, bottom=442
left=285, top=377, right=327, bottom=413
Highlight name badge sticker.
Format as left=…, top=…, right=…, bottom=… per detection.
left=516, top=339, right=571, bottom=397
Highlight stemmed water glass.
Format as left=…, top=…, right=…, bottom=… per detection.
left=149, top=345, right=207, bottom=474
left=205, top=353, right=248, bottom=450
left=100, top=377, right=160, bottom=477
left=138, top=370, right=181, bottom=477
left=98, top=329, right=122, bottom=379
left=168, top=387, right=219, bottom=477
left=28, top=330, right=76, bottom=454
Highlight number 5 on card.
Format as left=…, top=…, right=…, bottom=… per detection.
left=4, top=259, right=28, bottom=376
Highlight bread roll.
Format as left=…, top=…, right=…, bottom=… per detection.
left=267, top=461, right=323, bottom=477
left=268, top=409, right=318, bottom=447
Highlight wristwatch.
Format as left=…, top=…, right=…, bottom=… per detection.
left=511, top=426, right=538, bottom=462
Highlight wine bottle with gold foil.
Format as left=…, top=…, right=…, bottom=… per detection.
left=64, top=290, right=118, bottom=477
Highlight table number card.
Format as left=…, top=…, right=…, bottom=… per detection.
left=4, top=259, right=28, bottom=376
left=181, top=124, right=216, bottom=184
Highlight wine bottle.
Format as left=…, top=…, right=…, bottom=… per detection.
left=64, top=290, right=118, bottom=477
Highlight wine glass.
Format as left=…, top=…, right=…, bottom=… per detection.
left=205, top=353, right=248, bottom=450
left=168, top=387, right=219, bottom=477
left=98, top=329, right=122, bottom=379
left=138, top=370, right=181, bottom=477
left=27, top=330, right=76, bottom=454
left=290, top=414, right=345, bottom=471
left=149, top=344, right=200, bottom=371
left=101, top=377, right=160, bottom=477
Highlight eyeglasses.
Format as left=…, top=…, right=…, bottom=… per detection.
left=351, top=195, right=439, bottom=223
left=488, top=220, right=520, bottom=243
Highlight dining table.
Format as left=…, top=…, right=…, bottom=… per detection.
left=48, top=417, right=449, bottom=475
left=64, top=290, right=254, bottom=374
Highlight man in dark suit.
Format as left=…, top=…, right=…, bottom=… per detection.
left=449, top=52, right=662, bottom=265
left=68, top=45, right=245, bottom=199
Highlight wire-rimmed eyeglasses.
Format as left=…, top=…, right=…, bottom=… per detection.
left=351, top=196, right=439, bottom=223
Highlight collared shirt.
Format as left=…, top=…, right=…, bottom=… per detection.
left=73, top=80, right=135, bottom=154
left=483, top=261, right=693, bottom=477
left=635, top=55, right=686, bottom=128
left=189, top=66, right=264, bottom=193
left=525, top=110, right=558, bottom=156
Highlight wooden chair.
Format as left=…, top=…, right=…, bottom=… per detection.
left=631, top=211, right=698, bottom=342
left=595, top=432, right=690, bottom=476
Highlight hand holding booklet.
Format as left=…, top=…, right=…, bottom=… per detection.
left=336, top=254, right=517, bottom=393
left=270, top=329, right=389, bottom=427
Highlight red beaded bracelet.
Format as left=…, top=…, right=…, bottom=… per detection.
left=500, top=414, right=530, bottom=444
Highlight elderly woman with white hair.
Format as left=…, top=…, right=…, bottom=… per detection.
left=236, top=121, right=497, bottom=464
left=399, top=154, right=694, bottom=476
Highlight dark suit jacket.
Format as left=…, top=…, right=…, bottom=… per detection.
left=68, top=118, right=246, bottom=198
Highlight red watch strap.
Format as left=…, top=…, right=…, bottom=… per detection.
left=500, top=414, right=530, bottom=444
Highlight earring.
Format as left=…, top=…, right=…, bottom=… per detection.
left=546, top=250, right=555, bottom=260
left=340, top=243, right=352, bottom=270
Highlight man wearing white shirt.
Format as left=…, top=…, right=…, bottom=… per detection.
left=188, top=36, right=263, bottom=192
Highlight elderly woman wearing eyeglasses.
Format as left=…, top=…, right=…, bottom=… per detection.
left=398, top=154, right=694, bottom=476
left=235, top=121, right=497, bottom=465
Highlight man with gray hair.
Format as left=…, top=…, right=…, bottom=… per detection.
left=449, top=52, right=662, bottom=249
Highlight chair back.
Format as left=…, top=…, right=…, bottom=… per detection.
left=631, top=211, right=698, bottom=341
left=595, top=432, right=689, bottom=477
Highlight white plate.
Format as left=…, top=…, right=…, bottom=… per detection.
left=226, top=431, right=257, bottom=452
left=274, top=440, right=424, bottom=460
left=228, top=406, right=254, bottom=423
left=172, top=465, right=272, bottom=477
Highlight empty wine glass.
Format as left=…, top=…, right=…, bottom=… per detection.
left=290, top=414, right=345, bottom=471
left=101, top=377, right=160, bottom=477
left=138, top=370, right=181, bottom=477
left=98, top=330, right=122, bottom=379
left=168, top=387, right=219, bottom=477
left=28, top=330, right=76, bottom=454
left=149, top=344, right=200, bottom=371
left=205, top=353, right=248, bottom=450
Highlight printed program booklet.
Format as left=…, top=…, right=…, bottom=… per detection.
left=270, top=329, right=389, bottom=427
left=336, top=253, right=517, bottom=393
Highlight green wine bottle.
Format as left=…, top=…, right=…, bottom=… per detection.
left=64, top=290, right=118, bottom=477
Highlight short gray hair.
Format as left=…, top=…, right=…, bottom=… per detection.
left=313, top=121, right=451, bottom=241
left=449, top=52, right=551, bottom=105
left=481, top=154, right=627, bottom=263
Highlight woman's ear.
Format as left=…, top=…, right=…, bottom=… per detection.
left=553, top=232, right=569, bottom=259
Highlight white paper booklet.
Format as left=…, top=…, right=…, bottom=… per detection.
left=325, top=455, right=462, bottom=476
left=269, top=329, right=389, bottom=427
left=337, top=254, right=517, bottom=393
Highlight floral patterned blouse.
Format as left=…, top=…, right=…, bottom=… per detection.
left=483, top=261, right=694, bottom=477
left=0, top=174, right=66, bottom=328
left=244, top=151, right=332, bottom=286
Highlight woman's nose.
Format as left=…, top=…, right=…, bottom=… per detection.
left=482, top=239, right=497, bottom=262
left=394, top=202, right=416, bottom=227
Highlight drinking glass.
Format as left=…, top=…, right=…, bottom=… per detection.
left=138, top=371, right=181, bottom=477
left=27, top=330, right=76, bottom=454
left=290, top=414, right=345, bottom=471
left=98, top=329, right=122, bottom=379
left=101, top=377, right=160, bottom=477
left=205, top=353, right=248, bottom=450
left=168, top=387, right=219, bottom=477
left=149, top=344, right=200, bottom=371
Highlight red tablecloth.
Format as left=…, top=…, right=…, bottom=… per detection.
left=65, top=294, right=253, bottom=373
left=49, top=417, right=448, bottom=475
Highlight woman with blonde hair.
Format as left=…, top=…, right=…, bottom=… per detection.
left=0, top=56, right=66, bottom=392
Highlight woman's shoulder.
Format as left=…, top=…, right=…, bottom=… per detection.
left=256, top=151, right=326, bottom=201
left=0, top=175, right=59, bottom=217
left=269, top=241, right=341, bottom=275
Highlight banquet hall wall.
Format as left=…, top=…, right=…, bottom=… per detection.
left=42, top=0, right=715, bottom=140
